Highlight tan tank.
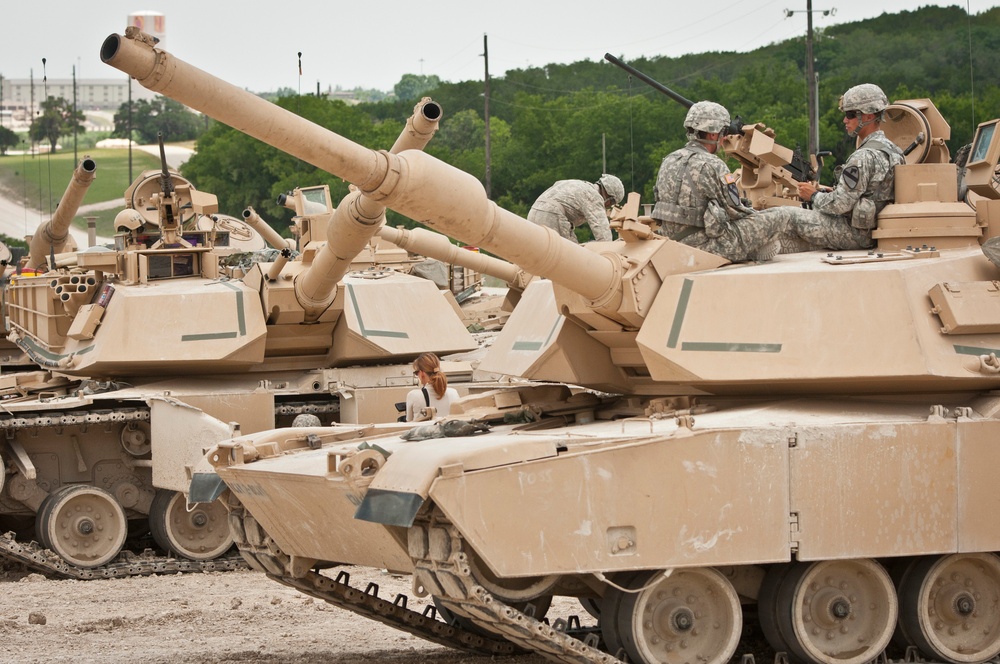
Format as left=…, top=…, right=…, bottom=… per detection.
left=0, top=58, right=483, bottom=577
left=105, top=28, right=1000, bottom=664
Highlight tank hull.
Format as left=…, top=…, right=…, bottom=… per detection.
left=211, top=391, right=1000, bottom=663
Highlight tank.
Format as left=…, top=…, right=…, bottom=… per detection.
left=105, top=28, right=1000, bottom=664
left=0, top=65, right=484, bottom=578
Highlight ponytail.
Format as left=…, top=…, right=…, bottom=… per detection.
left=413, top=352, right=448, bottom=399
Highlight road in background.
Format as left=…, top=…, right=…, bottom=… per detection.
left=0, top=145, right=194, bottom=245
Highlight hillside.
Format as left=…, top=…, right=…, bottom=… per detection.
left=183, top=5, right=999, bottom=231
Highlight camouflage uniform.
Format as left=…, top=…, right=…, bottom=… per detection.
left=527, top=180, right=612, bottom=243
left=758, top=130, right=905, bottom=250
left=652, top=140, right=789, bottom=261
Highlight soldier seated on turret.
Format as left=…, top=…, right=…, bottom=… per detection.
left=527, top=174, right=625, bottom=243
left=651, top=101, right=787, bottom=262
left=756, top=83, right=906, bottom=251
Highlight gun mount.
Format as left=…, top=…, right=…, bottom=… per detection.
left=107, top=30, right=1000, bottom=664
left=605, top=53, right=814, bottom=209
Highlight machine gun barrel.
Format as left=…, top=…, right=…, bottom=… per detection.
left=604, top=53, right=813, bottom=187
left=101, top=30, right=621, bottom=307
left=604, top=53, right=693, bottom=109
left=28, top=157, right=96, bottom=271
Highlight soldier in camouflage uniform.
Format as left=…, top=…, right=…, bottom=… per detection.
left=527, top=174, right=624, bottom=243
left=652, top=101, right=787, bottom=262
left=758, top=83, right=906, bottom=250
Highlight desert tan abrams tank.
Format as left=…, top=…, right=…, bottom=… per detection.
left=0, top=72, right=488, bottom=578
left=105, top=28, right=1000, bottom=664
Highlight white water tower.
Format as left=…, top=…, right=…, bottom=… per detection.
left=127, top=11, right=166, bottom=45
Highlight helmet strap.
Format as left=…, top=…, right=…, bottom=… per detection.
left=693, top=130, right=722, bottom=151
left=848, top=111, right=883, bottom=138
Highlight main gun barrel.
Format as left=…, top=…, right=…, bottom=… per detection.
left=28, top=157, right=96, bottom=270
left=101, top=30, right=621, bottom=306
left=377, top=226, right=528, bottom=287
left=294, top=96, right=444, bottom=319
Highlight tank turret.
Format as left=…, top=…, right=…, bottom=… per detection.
left=112, top=30, right=1000, bottom=664
left=27, top=157, right=96, bottom=270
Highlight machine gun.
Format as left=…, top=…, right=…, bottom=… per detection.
left=604, top=53, right=814, bottom=209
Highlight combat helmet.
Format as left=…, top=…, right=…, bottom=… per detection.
left=684, top=101, right=731, bottom=135
left=839, top=84, right=888, bottom=115
left=597, top=174, right=625, bottom=206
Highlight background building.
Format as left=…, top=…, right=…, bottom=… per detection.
left=0, top=10, right=165, bottom=124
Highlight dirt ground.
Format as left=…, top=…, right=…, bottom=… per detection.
left=0, top=565, right=555, bottom=664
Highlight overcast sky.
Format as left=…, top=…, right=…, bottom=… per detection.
left=1, top=1, right=995, bottom=93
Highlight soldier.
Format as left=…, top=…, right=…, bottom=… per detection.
left=527, top=174, right=624, bottom=243
left=758, top=83, right=906, bottom=250
left=652, top=101, right=786, bottom=262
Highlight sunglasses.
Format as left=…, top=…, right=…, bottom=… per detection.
left=844, top=110, right=860, bottom=120
left=413, top=370, right=421, bottom=376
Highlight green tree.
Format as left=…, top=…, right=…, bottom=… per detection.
left=29, top=96, right=84, bottom=153
left=182, top=95, right=402, bottom=226
left=393, top=74, right=441, bottom=102
left=0, top=125, right=18, bottom=156
left=113, top=96, right=205, bottom=144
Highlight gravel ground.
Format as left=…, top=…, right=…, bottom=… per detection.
left=0, top=565, right=556, bottom=664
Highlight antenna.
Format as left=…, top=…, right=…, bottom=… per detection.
left=966, top=0, right=976, bottom=131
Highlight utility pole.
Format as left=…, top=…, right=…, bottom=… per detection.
left=128, top=75, right=133, bottom=182
left=73, top=65, right=78, bottom=163
left=0, top=73, right=4, bottom=128
left=29, top=69, right=34, bottom=157
left=42, top=57, right=52, bottom=216
left=785, top=2, right=835, bottom=158
left=482, top=34, right=492, bottom=200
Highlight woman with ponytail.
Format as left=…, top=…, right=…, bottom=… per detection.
left=406, top=352, right=460, bottom=421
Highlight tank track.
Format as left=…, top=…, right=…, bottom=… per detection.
left=409, top=512, right=619, bottom=663
left=0, top=531, right=246, bottom=579
left=0, top=406, right=150, bottom=429
left=230, top=501, right=612, bottom=661
left=0, top=397, right=335, bottom=430
left=229, top=504, right=522, bottom=657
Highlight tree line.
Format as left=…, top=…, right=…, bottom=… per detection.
left=9, top=5, right=995, bottom=230
left=181, top=5, right=1000, bottom=236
